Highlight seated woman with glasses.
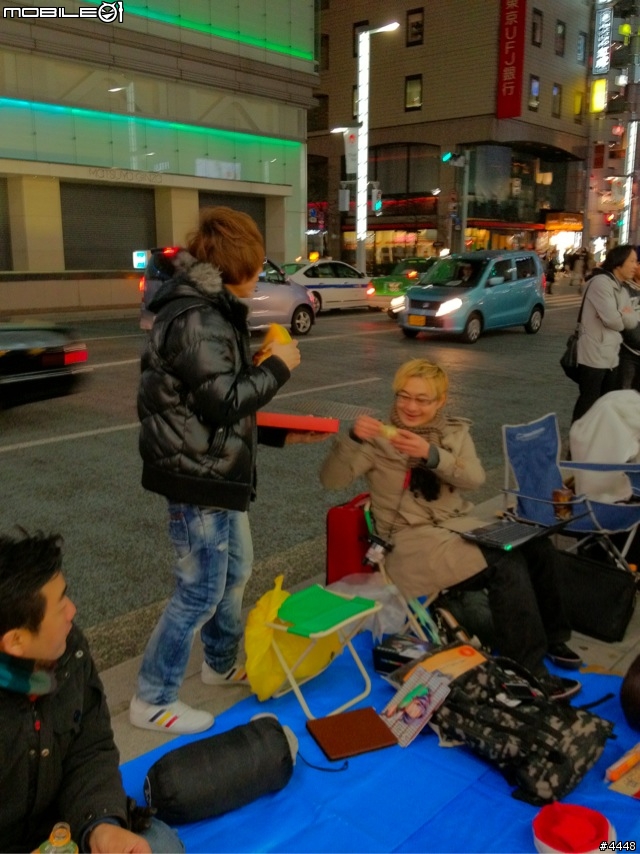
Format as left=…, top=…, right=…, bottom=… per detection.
left=320, top=358, right=582, bottom=701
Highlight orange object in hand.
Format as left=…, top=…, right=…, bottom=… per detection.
left=253, top=324, right=292, bottom=365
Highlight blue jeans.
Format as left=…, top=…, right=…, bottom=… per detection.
left=142, top=817, right=185, bottom=852
left=137, top=503, right=253, bottom=705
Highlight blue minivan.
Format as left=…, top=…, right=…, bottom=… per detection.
left=398, top=250, right=546, bottom=343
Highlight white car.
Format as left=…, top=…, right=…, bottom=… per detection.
left=286, top=260, right=371, bottom=314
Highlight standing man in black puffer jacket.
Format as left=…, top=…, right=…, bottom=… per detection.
left=131, top=207, right=301, bottom=735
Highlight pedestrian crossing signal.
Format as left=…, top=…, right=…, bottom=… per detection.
left=371, top=188, right=382, bottom=215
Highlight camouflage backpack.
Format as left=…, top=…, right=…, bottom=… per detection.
left=430, top=657, right=614, bottom=805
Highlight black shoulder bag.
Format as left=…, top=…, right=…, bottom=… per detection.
left=560, top=281, right=592, bottom=382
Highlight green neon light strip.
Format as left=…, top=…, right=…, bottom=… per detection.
left=81, top=0, right=313, bottom=61
left=0, top=97, right=301, bottom=149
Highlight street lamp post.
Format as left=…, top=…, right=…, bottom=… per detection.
left=460, top=149, right=471, bottom=253
left=355, top=22, right=399, bottom=274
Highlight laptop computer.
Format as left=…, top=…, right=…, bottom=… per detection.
left=461, top=515, right=580, bottom=551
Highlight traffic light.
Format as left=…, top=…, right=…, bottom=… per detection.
left=371, top=188, right=382, bottom=215
left=442, top=151, right=466, bottom=167
left=604, top=212, right=616, bottom=226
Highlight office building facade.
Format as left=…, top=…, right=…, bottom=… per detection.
left=308, top=0, right=593, bottom=272
left=0, top=0, right=317, bottom=273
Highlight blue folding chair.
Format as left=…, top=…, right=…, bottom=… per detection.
left=502, top=412, right=640, bottom=570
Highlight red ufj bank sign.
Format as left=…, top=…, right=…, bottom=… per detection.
left=496, top=0, right=526, bottom=119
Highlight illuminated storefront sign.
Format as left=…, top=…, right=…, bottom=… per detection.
left=593, top=7, right=613, bottom=75
left=496, top=0, right=526, bottom=119
left=545, top=213, right=584, bottom=231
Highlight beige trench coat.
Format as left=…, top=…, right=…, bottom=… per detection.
left=320, top=417, right=489, bottom=599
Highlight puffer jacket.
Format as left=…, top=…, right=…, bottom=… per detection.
left=0, top=626, right=128, bottom=852
left=577, top=268, right=638, bottom=369
left=138, top=251, right=290, bottom=510
left=320, top=418, right=489, bottom=599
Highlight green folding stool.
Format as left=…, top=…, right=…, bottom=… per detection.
left=268, top=584, right=382, bottom=719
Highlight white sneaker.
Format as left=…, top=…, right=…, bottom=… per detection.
left=201, top=661, right=249, bottom=687
left=129, top=696, right=214, bottom=734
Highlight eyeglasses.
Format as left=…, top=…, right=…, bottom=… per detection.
left=395, top=391, right=439, bottom=406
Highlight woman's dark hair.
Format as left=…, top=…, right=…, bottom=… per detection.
left=0, top=530, right=63, bottom=636
left=602, top=244, right=636, bottom=273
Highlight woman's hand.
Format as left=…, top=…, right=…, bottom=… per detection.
left=389, top=428, right=430, bottom=459
left=351, top=414, right=385, bottom=441
left=269, top=340, right=301, bottom=371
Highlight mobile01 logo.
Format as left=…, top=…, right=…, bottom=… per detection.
left=3, top=2, right=124, bottom=22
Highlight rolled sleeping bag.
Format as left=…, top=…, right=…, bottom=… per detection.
left=144, top=714, right=297, bottom=824
left=621, top=653, right=640, bottom=731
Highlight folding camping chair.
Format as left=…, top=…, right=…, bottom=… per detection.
left=268, top=584, right=382, bottom=719
left=502, top=412, right=640, bottom=570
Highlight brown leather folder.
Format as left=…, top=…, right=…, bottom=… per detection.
left=306, top=706, right=398, bottom=760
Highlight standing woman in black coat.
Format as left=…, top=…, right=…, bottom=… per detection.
left=131, top=207, right=301, bottom=735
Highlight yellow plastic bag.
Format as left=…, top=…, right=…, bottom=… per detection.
left=244, top=575, right=342, bottom=701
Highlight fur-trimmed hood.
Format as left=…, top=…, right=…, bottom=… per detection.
left=149, top=249, right=227, bottom=313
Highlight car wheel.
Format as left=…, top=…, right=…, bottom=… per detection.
left=290, top=306, right=313, bottom=336
left=311, top=291, right=322, bottom=314
left=461, top=313, right=482, bottom=344
left=525, top=306, right=543, bottom=334
left=402, top=327, right=419, bottom=339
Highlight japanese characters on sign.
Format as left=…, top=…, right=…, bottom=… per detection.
left=496, top=0, right=526, bottom=120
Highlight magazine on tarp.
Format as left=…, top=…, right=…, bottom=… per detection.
left=383, top=641, right=488, bottom=687
left=380, top=667, right=451, bottom=747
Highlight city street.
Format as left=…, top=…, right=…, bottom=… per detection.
left=0, top=291, right=582, bottom=667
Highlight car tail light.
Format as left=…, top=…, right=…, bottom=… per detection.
left=366, top=286, right=376, bottom=296
left=41, top=345, right=88, bottom=368
left=138, top=276, right=145, bottom=293
left=406, top=270, right=418, bottom=279
left=162, top=246, right=180, bottom=256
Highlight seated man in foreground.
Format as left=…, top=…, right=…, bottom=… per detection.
left=0, top=529, right=183, bottom=853
left=320, top=358, right=582, bottom=701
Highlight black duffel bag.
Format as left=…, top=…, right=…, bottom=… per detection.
left=556, top=545, right=636, bottom=643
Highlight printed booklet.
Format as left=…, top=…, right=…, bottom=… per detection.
left=380, top=667, right=451, bottom=747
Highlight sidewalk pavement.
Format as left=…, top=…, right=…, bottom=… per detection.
left=102, top=495, right=640, bottom=765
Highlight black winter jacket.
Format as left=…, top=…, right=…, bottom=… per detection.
left=138, top=252, right=291, bottom=510
left=0, top=626, right=128, bottom=852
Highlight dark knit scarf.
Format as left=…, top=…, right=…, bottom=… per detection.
left=389, top=403, right=447, bottom=502
left=0, top=651, right=55, bottom=695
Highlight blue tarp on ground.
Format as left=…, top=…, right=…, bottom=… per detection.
left=120, top=635, right=640, bottom=852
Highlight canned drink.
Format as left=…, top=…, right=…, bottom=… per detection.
left=552, top=487, right=573, bottom=520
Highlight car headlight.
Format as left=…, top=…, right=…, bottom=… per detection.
left=390, top=295, right=406, bottom=310
left=436, top=297, right=463, bottom=317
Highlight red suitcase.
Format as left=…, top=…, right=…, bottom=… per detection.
left=325, top=492, right=374, bottom=585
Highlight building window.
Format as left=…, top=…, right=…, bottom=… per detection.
left=353, top=20, right=369, bottom=58
left=406, top=8, right=424, bottom=46
left=574, top=91, right=584, bottom=123
left=577, top=31, right=587, bottom=63
left=320, top=34, right=329, bottom=71
left=308, top=94, right=328, bottom=132
left=532, top=9, right=543, bottom=46
left=555, top=21, right=566, bottom=56
left=405, top=75, right=422, bottom=111
left=529, top=75, right=540, bottom=111
left=552, top=83, right=562, bottom=117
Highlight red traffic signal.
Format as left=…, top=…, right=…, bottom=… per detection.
left=604, top=212, right=616, bottom=225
